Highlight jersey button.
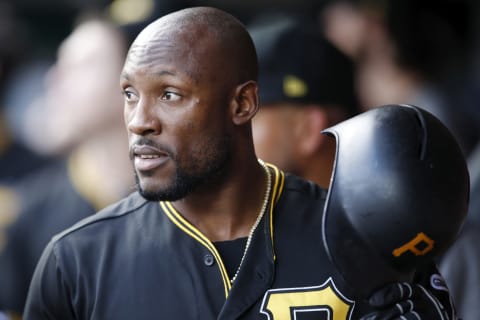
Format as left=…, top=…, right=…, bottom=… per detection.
left=204, top=254, right=215, bottom=267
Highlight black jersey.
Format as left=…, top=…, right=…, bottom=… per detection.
left=23, top=164, right=437, bottom=319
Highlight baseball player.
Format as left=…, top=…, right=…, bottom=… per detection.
left=24, top=7, right=465, bottom=319
left=249, top=14, right=359, bottom=189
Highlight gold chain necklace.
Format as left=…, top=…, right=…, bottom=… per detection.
left=230, top=159, right=272, bottom=284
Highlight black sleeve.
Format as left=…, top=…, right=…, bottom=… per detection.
left=23, top=240, right=76, bottom=320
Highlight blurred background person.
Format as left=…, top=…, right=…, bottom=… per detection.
left=0, top=4, right=56, bottom=318
left=0, top=0, right=185, bottom=182
left=0, top=1, right=53, bottom=184
left=0, top=14, right=135, bottom=317
left=249, top=13, right=359, bottom=188
left=320, top=0, right=479, bottom=157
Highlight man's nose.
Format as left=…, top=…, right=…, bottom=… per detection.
left=126, top=99, right=161, bottom=136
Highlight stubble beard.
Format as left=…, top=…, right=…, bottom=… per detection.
left=136, top=135, right=232, bottom=201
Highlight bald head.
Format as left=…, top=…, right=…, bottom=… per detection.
left=126, top=7, right=258, bottom=85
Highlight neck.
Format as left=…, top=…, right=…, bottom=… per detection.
left=303, top=138, right=336, bottom=189
left=171, top=158, right=270, bottom=242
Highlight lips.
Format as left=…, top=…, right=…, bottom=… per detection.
left=132, top=145, right=169, bottom=172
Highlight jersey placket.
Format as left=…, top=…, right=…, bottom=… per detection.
left=160, top=201, right=233, bottom=297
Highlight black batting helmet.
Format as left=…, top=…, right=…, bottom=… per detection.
left=321, top=104, right=469, bottom=298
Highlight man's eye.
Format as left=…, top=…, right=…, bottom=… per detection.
left=162, top=91, right=181, bottom=101
left=124, top=90, right=138, bottom=102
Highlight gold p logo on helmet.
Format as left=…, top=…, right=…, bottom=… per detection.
left=392, top=232, right=435, bottom=257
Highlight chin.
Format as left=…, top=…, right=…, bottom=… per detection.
left=135, top=175, right=163, bottom=200
left=134, top=165, right=200, bottom=202
left=137, top=180, right=163, bottom=200
left=136, top=179, right=191, bottom=202
left=138, top=189, right=166, bottom=201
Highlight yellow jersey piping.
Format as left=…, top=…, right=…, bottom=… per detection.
left=160, top=201, right=232, bottom=297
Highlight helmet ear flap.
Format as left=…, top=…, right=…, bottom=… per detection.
left=321, top=104, right=470, bottom=299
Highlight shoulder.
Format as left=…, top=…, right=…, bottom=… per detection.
left=272, top=171, right=328, bottom=222
left=29, top=192, right=161, bottom=294
left=282, top=172, right=328, bottom=200
left=265, top=163, right=327, bottom=209
left=50, top=191, right=152, bottom=244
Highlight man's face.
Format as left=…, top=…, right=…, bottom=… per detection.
left=120, top=23, right=233, bottom=201
left=252, top=103, right=302, bottom=174
left=38, top=21, right=125, bottom=153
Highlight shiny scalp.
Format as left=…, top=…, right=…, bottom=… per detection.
left=125, top=7, right=258, bottom=85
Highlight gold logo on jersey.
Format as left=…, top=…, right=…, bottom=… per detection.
left=260, top=278, right=354, bottom=320
left=392, top=232, right=435, bottom=257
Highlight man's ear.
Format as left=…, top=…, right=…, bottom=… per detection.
left=231, top=81, right=259, bottom=125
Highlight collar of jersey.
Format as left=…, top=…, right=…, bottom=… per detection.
left=160, top=162, right=284, bottom=297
